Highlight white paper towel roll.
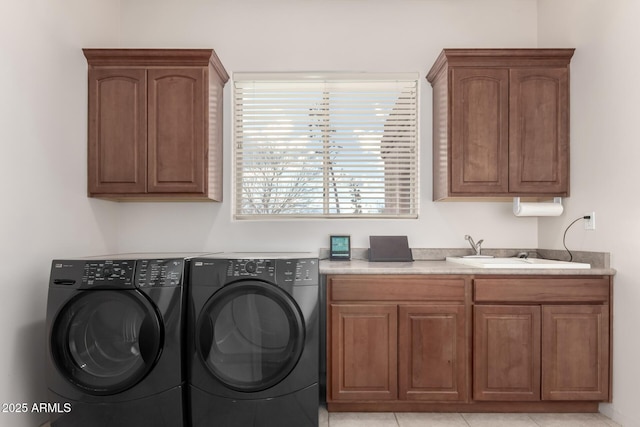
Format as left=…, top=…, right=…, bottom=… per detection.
left=513, top=198, right=564, bottom=217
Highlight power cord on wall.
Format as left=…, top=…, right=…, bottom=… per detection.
left=563, top=215, right=592, bottom=262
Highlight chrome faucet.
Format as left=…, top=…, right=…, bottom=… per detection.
left=465, top=235, right=484, bottom=256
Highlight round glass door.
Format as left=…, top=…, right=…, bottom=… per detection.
left=51, top=290, right=162, bottom=395
left=196, top=280, right=305, bottom=392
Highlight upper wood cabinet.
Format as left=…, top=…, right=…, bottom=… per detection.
left=427, top=49, right=574, bottom=200
left=83, top=49, right=229, bottom=201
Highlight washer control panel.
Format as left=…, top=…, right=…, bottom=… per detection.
left=50, top=258, right=186, bottom=289
left=50, top=259, right=135, bottom=288
left=136, top=259, right=185, bottom=288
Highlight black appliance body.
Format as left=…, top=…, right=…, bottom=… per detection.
left=188, top=254, right=319, bottom=427
left=46, top=254, right=197, bottom=427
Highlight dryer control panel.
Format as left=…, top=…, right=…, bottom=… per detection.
left=227, top=259, right=276, bottom=280
left=276, top=258, right=319, bottom=286
left=82, top=260, right=135, bottom=287
left=224, top=258, right=319, bottom=286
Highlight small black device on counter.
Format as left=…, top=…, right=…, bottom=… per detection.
left=330, top=235, right=351, bottom=260
left=369, top=235, right=413, bottom=262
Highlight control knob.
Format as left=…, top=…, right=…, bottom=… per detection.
left=244, top=261, right=257, bottom=274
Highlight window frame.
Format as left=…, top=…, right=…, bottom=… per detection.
left=232, top=72, right=420, bottom=220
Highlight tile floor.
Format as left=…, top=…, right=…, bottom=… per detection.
left=319, top=407, right=623, bottom=427
left=41, top=408, right=624, bottom=427
left=41, top=407, right=622, bottom=427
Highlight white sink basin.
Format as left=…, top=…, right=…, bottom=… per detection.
left=446, top=257, right=590, bottom=269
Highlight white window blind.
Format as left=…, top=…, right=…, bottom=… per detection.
left=233, top=73, right=419, bottom=219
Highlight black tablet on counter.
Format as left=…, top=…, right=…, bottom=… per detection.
left=368, top=235, right=413, bottom=262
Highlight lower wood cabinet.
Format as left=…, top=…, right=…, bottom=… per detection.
left=473, top=305, right=541, bottom=401
left=330, top=304, right=398, bottom=401
left=542, top=305, right=610, bottom=401
left=399, top=304, right=466, bottom=401
left=327, top=275, right=469, bottom=408
left=326, top=274, right=612, bottom=412
left=473, top=277, right=611, bottom=403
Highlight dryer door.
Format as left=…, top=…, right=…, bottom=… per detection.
left=196, top=280, right=305, bottom=392
left=51, top=290, right=162, bottom=395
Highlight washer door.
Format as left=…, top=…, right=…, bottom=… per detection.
left=51, top=290, right=163, bottom=395
left=196, top=280, right=305, bottom=392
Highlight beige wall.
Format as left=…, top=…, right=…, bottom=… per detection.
left=115, top=0, right=541, bottom=253
left=6, top=0, right=637, bottom=425
left=0, top=1, right=121, bottom=425
left=537, top=1, right=640, bottom=425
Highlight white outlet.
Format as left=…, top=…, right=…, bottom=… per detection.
left=584, top=212, right=596, bottom=230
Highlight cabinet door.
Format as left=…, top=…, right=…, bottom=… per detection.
left=473, top=305, right=541, bottom=401
left=542, top=305, right=609, bottom=400
left=509, top=68, right=569, bottom=195
left=329, top=304, right=397, bottom=401
left=88, top=69, right=147, bottom=194
left=398, top=304, right=467, bottom=401
left=147, top=68, right=206, bottom=193
left=450, top=68, right=509, bottom=194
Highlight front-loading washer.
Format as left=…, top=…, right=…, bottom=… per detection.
left=46, top=253, right=206, bottom=427
left=188, top=253, right=319, bottom=427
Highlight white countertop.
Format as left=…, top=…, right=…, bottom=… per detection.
left=320, top=259, right=615, bottom=276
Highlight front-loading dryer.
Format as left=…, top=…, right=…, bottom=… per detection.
left=188, top=253, right=319, bottom=427
left=46, top=253, right=204, bottom=427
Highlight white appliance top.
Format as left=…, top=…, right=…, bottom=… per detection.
left=78, top=252, right=220, bottom=260
left=204, top=252, right=318, bottom=260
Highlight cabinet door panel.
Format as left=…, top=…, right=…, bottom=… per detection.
left=330, top=304, right=397, bottom=401
left=148, top=68, right=205, bottom=193
left=542, top=305, right=609, bottom=400
left=329, top=276, right=465, bottom=302
left=509, top=68, right=569, bottom=194
left=88, top=69, right=146, bottom=194
left=399, top=305, right=467, bottom=401
left=474, top=277, right=610, bottom=303
left=474, top=305, right=541, bottom=401
left=451, top=68, right=509, bottom=194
